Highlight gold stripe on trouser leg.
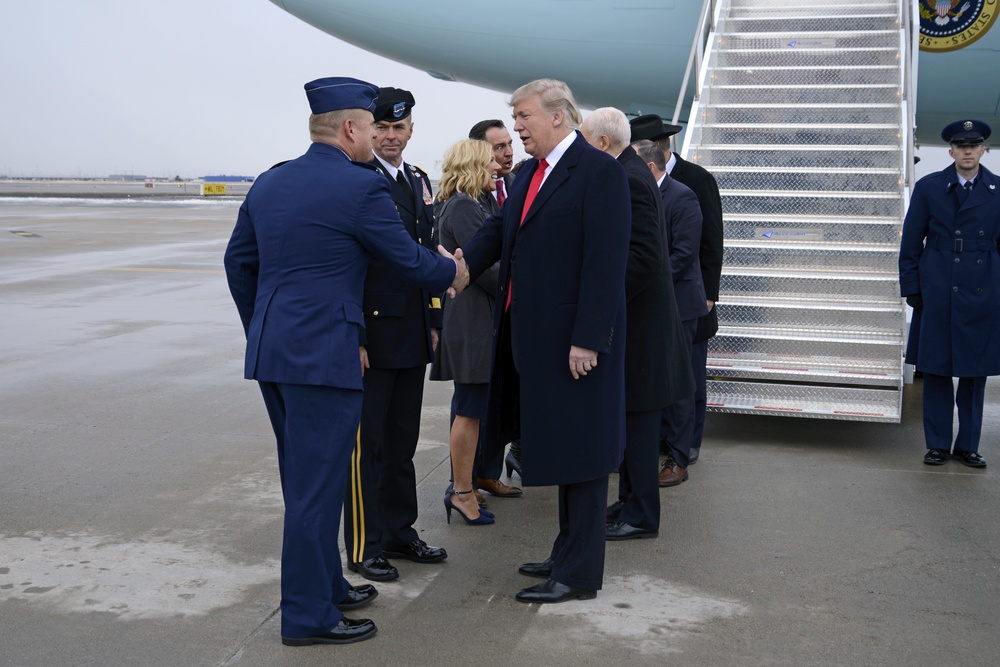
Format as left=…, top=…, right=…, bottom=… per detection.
left=350, top=425, right=365, bottom=563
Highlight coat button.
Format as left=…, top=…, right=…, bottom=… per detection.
left=953, top=286, right=959, bottom=292
left=978, top=259, right=984, bottom=264
left=955, top=257, right=960, bottom=263
left=979, top=230, right=985, bottom=236
left=978, top=288, right=983, bottom=293
left=956, top=230, right=962, bottom=236
left=373, top=310, right=379, bottom=316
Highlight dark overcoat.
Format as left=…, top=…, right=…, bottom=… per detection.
left=660, top=174, right=709, bottom=321
left=431, top=192, right=500, bottom=384
left=225, top=143, right=456, bottom=387
left=462, top=132, right=631, bottom=486
left=361, top=159, right=440, bottom=368
left=900, top=163, right=1000, bottom=377
left=618, top=147, right=694, bottom=412
left=671, top=153, right=724, bottom=341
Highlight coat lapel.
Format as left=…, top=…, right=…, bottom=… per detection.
left=519, top=133, right=583, bottom=227
left=964, top=166, right=998, bottom=212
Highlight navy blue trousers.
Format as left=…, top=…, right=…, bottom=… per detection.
left=922, top=373, right=987, bottom=452
left=661, top=317, right=699, bottom=467
left=547, top=475, right=609, bottom=591
left=258, top=381, right=359, bottom=638
left=690, top=338, right=709, bottom=454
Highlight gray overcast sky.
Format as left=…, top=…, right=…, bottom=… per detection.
left=1, top=0, right=957, bottom=180
left=0, top=0, right=519, bottom=179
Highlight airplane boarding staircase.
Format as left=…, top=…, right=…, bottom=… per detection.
left=680, top=0, right=916, bottom=421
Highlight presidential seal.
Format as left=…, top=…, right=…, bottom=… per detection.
left=920, top=0, right=998, bottom=52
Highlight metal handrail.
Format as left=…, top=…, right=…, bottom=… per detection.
left=671, top=0, right=717, bottom=127
left=902, top=0, right=919, bottom=190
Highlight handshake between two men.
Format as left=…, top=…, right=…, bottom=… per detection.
left=438, top=245, right=470, bottom=298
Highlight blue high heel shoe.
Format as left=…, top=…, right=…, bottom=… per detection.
left=444, top=485, right=493, bottom=518
left=444, top=488, right=495, bottom=525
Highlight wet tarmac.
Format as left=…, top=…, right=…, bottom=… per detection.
left=1, top=198, right=998, bottom=666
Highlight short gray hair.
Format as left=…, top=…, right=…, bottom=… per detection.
left=509, top=79, right=583, bottom=130
left=633, top=139, right=666, bottom=171
left=309, top=108, right=357, bottom=138
left=585, top=107, right=630, bottom=150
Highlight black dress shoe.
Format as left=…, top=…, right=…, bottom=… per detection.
left=605, top=521, right=658, bottom=541
left=953, top=450, right=987, bottom=468
left=923, top=448, right=950, bottom=465
left=281, top=617, right=377, bottom=646
left=336, top=583, right=378, bottom=611
left=347, top=555, right=398, bottom=582
left=606, top=500, right=624, bottom=522
left=515, top=579, right=596, bottom=604
left=383, top=539, right=447, bottom=564
left=517, top=557, right=554, bottom=579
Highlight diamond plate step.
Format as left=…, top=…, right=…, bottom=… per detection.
left=715, top=47, right=900, bottom=68
left=695, top=124, right=901, bottom=145
left=720, top=16, right=899, bottom=33
left=700, top=104, right=900, bottom=125
left=702, top=84, right=900, bottom=105
left=691, top=145, right=901, bottom=169
left=706, top=380, right=902, bottom=422
left=717, top=298, right=903, bottom=333
left=720, top=269, right=899, bottom=300
left=728, top=4, right=897, bottom=18
left=714, top=168, right=900, bottom=192
left=723, top=214, right=901, bottom=245
left=721, top=191, right=902, bottom=218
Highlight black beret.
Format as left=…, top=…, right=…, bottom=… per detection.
left=373, top=87, right=415, bottom=122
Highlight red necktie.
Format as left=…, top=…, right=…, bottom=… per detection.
left=496, top=179, right=506, bottom=207
left=520, top=160, right=548, bottom=223
left=506, top=159, right=548, bottom=310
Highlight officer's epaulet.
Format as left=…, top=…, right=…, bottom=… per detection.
left=352, top=160, right=383, bottom=174
left=409, top=163, right=429, bottom=178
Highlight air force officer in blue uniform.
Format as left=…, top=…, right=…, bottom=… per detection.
left=224, top=77, right=467, bottom=646
left=900, top=119, right=998, bottom=469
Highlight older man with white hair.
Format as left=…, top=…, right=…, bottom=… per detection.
left=581, top=108, right=693, bottom=540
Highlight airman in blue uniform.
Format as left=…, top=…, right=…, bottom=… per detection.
left=224, top=77, right=466, bottom=646
left=900, top=119, right=998, bottom=469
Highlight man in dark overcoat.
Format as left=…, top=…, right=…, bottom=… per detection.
left=461, top=79, right=631, bottom=603
left=900, top=119, right=1000, bottom=468
left=580, top=108, right=693, bottom=540
left=224, top=77, right=466, bottom=645
left=632, top=115, right=725, bottom=465
left=343, top=88, right=449, bottom=582
left=631, top=132, right=708, bottom=487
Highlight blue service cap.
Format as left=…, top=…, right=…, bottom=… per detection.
left=373, top=87, right=415, bottom=122
left=941, top=119, right=991, bottom=146
left=304, top=77, right=379, bottom=115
